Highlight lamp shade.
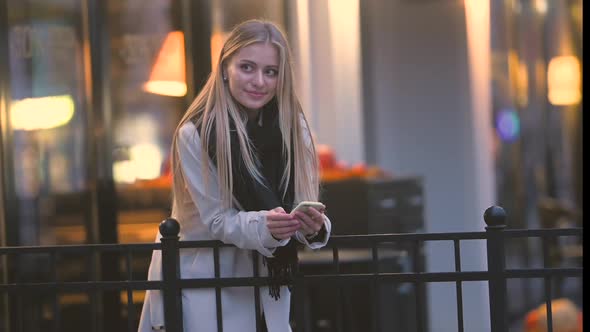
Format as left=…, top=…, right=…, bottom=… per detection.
left=547, top=55, right=581, bottom=106
left=143, top=31, right=187, bottom=97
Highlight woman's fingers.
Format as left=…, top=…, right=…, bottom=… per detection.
left=293, top=211, right=313, bottom=234
left=272, top=206, right=286, bottom=214
left=268, top=222, right=300, bottom=232
left=265, top=207, right=324, bottom=239
left=266, top=211, right=300, bottom=239
left=294, top=207, right=324, bottom=235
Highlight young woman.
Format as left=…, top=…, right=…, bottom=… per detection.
left=138, top=19, right=331, bottom=332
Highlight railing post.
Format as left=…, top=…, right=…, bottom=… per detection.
left=159, top=218, right=184, bottom=332
left=292, top=262, right=307, bottom=332
left=484, top=206, right=508, bottom=332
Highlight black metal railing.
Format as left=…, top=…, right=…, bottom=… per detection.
left=0, top=205, right=583, bottom=332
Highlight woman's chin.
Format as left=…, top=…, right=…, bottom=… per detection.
left=240, top=99, right=270, bottom=111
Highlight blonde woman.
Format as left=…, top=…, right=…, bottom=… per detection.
left=138, top=19, right=331, bottom=332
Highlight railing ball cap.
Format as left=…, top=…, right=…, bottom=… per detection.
left=484, top=205, right=507, bottom=227
left=159, top=217, right=180, bottom=237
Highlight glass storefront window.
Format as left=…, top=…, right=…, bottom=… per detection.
left=2, top=1, right=94, bottom=331
left=105, top=0, right=187, bottom=244
left=5, top=0, right=92, bottom=247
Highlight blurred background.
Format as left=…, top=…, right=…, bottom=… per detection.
left=0, top=0, right=582, bottom=331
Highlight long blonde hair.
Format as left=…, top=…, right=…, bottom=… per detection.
left=171, top=19, right=319, bottom=210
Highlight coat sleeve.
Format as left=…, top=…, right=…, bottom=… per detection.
left=294, top=114, right=332, bottom=249
left=177, top=123, right=289, bottom=257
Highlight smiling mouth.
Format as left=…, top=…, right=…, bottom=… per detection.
left=246, top=91, right=266, bottom=97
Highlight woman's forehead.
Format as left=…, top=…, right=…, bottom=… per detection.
left=232, top=42, right=279, bottom=66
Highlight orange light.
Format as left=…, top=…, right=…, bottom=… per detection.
left=210, top=30, right=228, bottom=70
left=143, top=31, right=187, bottom=97
left=547, top=55, right=581, bottom=106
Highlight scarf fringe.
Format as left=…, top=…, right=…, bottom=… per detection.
left=264, top=257, right=297, bottom=300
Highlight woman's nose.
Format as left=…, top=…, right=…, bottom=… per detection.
left=252, top=71, right=265, bottom=87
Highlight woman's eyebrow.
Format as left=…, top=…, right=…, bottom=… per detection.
left=239, top=59, right=256, bottom=65
left=239, top=59, right=278, bottom=68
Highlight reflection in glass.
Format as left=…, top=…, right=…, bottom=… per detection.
left=3, top=1, right=93, bottom=331
left=7, top=0, right=91, bottom=247
left=106, top=0, right=185, bottom=245
left=10, top=95, right=75, bottom=131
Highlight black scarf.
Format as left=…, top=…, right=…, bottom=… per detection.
left=198, top=100, right=297, bottom=300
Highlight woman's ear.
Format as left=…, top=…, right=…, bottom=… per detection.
left=221, top=61, right=228, bottom=81
left=221, top=67, right=228, bottom=81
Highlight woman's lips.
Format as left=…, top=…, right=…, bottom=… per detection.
left=246, top=90, right=266, bottom=98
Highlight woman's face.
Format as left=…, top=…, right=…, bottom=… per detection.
left=224, top=42, right=279, bottom=115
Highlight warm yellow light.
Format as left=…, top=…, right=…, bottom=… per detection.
left=143, top=31, right=187, bottom=97
left=113, top=160, right=137, bottom=184
left=534, top=0, right=547, bottom=14
left=130, top=143, right=163, bottom=180
left=143, top=81, right=187, bottom=97
left=547, top=55, right=581, bottom=106
left=113, top=143, right=163, bottom=183
left=10, top=95, right=75, bottom=130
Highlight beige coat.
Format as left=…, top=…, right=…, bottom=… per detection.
left=138, top=122, right=331, bottom=332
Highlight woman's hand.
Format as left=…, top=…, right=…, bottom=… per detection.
left=266, top=207, right=300, bottom=240
left=293, top=207, right=325, bottom=237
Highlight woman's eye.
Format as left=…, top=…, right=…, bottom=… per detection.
left=265, top=69, right=278, bottom=76
left=240, top=64, right=253, bottom=71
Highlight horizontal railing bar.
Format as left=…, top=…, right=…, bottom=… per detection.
left=295, top=269, right=582, bottom=284
left=1, top=268, right=581, bottom=294
left=0, top=280, right=165, bottom=293
left=0, top=276, right=287, bottom=293
left=503, top=228, right=583, bottom=238
left=324, top=228, right=581, bottom=244
left=178, top=277, right=287, bottom=289
left=505, top=268, right=583, bottom=278
left=0, top=228, right=581, bottom=255
left=178, top=240, right=233, bottom=248
left=296, top=272, right=492, bottom=283
left=3, top=268, right=580, bottom=296
left=0, top=243, right=160, bottom=254
left=326, top=232, right=488, bottom=242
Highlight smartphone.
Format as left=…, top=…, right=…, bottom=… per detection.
left=291, top=201, right=326, bottom=214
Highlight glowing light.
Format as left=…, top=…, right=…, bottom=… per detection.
left=130, top=143, right=163, bottom=180
left=143, top=31, right=187, bottom=97
left=113, top=143, right=163, bottom=183
left=10, top=95, right=75, bottom=130
left=210, top=30, right=228, bottom=70
left=547, top=56, right=581, bottom=106
left=496, top=109, right=520, bottom=142
left=143, top=81, right=187, bottom=97
left=113, top=160, right=137, bottom=184
left=534, top=0, right=547, bottom=14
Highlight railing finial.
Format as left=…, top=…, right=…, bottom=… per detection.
left=159, top=218, right=180, bottom=237
left=484, top=206, right=507, bottom=227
